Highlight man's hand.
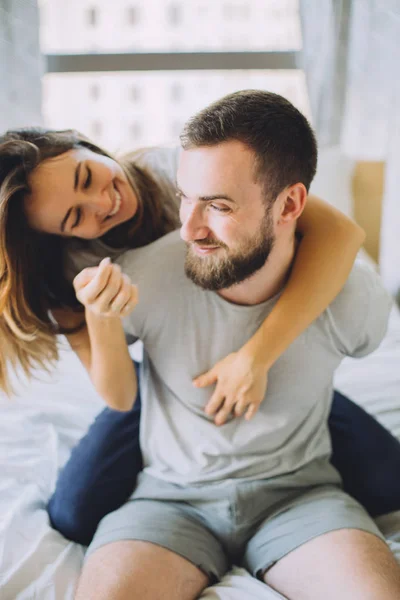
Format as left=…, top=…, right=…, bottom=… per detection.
left=73, top=257, right=138, bottom=318
left=193, top=351, right=268, bottom=426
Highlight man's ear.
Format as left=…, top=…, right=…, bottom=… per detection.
left=277, top=183, right=308, bottom=224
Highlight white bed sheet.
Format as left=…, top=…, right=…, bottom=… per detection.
left=0, top=305, right=400, bottom=600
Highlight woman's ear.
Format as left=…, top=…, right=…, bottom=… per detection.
left=278, top=183, right=308, bottom=224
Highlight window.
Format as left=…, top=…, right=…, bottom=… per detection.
left=89, top=83, right=100, bottom=100
left=127, top=6, right=138, bottom=25
left=241, top=4, right=251, bottom=20
left=223, top=4, right=233, bottom=19
left=40, top=0, right=306, bottom=150
left=170, top=83, right=183, bottom=102
left=43, top=70, right=309, bottom=151
left=223, top=3, right=250, bottom=20
left=40, top=0, right=300, bottom=52
left=130, top=122, right=142, bottom=141
left=87, top=7, right=98, bottom=27
left=167, top=4, right=182, bottom=27
left=171, top=120, right=184, bottom=138
left=91, top=120, right=103, bottom=138
left=130, top=85, right=141, bottom=103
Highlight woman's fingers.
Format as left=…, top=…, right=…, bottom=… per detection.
left=74, top=259, right=138, bottom=318
left=233, top=395, right=247, bottom=417
left=204, top=384, right=225, bottom=417
left=110, top=275, right=133, bottom=312
left=73, top=265, right=100, bottom=291
left=120, top=285, right=139, bottom=316
left=214, top=399, right=235, bottom=426
left=95, top=264, right=123, bottom=312
left=245, top=403, right=259, bottom=421
left=77, top=258, right=113, bottom=304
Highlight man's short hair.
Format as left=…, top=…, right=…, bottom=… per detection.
left=180, top=89, right=317, bottom=203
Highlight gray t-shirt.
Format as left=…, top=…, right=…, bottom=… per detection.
left=113, top=230, right=392, bottom=485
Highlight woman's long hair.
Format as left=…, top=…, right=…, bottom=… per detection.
left=0, top=128, right=177, bottom=395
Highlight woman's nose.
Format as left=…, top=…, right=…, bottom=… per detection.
left=87, top=188, right=113, bottom=220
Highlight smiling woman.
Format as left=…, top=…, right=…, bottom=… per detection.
left=25, top=147, right=139, bottom=238
left=0, top=127, right=178, bottom=394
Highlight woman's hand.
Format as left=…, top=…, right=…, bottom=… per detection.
left=73, top=257, right=138, bottom=318
left=193, top=351, right=269, bottom=426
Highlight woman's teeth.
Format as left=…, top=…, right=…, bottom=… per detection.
left=109, top=190, right=122, bottom=217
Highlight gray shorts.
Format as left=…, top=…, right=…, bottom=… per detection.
left=87, top=458, right=384, bottom=582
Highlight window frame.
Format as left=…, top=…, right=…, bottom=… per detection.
left=45, top=51, right=299, bottom=74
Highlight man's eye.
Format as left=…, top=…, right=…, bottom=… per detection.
left=84, top=167, right=92, bottom=189
left=210, top=204, right=229, bottom=213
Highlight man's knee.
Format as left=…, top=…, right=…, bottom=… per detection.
left=75, top=540, right=209, bottom=600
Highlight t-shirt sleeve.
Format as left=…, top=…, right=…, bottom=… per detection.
left=114, top=244, right=156, bottom=341
left=115, top=231, right=184, bottom=342
left=326, top=262, right=393, bottom=358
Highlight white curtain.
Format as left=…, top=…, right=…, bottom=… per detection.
left=299, top=0, right=400, bottom=300
left=0, top=0, right=43, bottom=132
left=299, top=0, right=351, bottom=148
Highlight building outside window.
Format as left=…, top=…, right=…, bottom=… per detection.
left=167, top=3, right=182, bottom=26
left=130, top=84, right=141, bottom=103
left=127, top=6, right=138, bottom=25
left=89, top=83, right=101, bottom=101
left=91, top=120, right=103, bottom=138
left=40, top=0, right=306, bottom=151
left=87, top=6, right=98, bottom=27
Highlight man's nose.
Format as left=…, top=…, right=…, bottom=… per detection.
left=180, top=203, right=209, bottom=242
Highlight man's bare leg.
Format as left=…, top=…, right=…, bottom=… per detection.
left=264, top=529, right=400, bottom=600
left=75, top=540, right=209, bottom=600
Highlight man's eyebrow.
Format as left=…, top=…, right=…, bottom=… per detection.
left=198, top=194, right=235, bottom=203
left=60, top=207, right=73, bottom=233
left=176, top=187, right=236, bottom=203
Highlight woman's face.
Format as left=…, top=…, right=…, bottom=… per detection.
left=25, top=147, right=138, bottom=239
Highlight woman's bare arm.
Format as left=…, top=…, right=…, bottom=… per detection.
left=241, top=195, right=366, bottom=368
left=195, top=196, right=366, bottom=424
left=53, top=263, right=138, bottom=411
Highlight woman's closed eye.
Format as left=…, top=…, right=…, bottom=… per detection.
left=84, top=167, right=92, bottom=189
left=70, top=166, right=90, bottom=230
left=72, top=207, right=82, bottom=229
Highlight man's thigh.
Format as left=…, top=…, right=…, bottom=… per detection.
left=244, top=486, right=400, bottom=599
left=75, top=540, right=209, bottom=600
left=265, top=529, right=400, bottom=600
left=86, top=497, right=229, bottom=583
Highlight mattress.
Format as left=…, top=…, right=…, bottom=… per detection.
left=1, top=305, right=399, bottom=600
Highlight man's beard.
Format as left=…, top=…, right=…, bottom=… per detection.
left=184, top=209, right=275, bottom=291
